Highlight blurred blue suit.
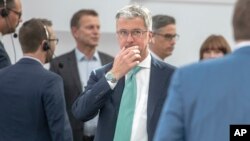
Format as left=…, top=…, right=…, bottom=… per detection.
left=154, top=46, right=250, bottom=141
left=0, top=58, right=72, bottom=141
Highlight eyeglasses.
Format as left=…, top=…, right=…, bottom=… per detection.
left=48, top=38, right=59, bottom=45
left=117, top=29, right=148, bottom=38
left=154, top=33, right=180, bottom=41
left=7, top=8, right=22, bottom=19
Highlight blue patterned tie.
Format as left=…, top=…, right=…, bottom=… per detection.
left=113, top=66, right=141, bottom=141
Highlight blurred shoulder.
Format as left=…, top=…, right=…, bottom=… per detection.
left=176, top=55, right=232, bottom=78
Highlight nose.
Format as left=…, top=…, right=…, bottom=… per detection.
left=126, top=33, right=134, bottom=42
left=210, top=52, right=216, bottom=57
left=93, top=26, right=100, bottom=33
left=170, top=39, right=176, bottom=45
left=209, top=51, right=220, bottom=59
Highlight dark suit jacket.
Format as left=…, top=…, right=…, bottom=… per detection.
left=72, top=56, right=175, bottom=141
left=0, top=41, right=11, bottom=69
left=154, top=46, right=250, bottom=141
left=50, top=50, right=113, bottom=141
left=0, top=58, right=72, bottom=141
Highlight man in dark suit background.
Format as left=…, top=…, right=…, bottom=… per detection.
left=0, top=0, right=22, bottom=69
left=0, top=18, right=72, bottom=141
left=50, top=9, right=113, bottom=141
left=149, top=14, right=178, bottom=61
left=154, top=0, right=250, bottom=141
left=72, top=4, right=175, bottom=141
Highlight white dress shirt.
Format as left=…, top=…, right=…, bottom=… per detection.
left=75, top=48, right=101, bottom=89
left=233, top=41, right=250, bottom=51
left=75, top=48, right=101, bottom=136
left=149, top=49, right=164, bottom=62
left=107, top=53, right=151, bottom=141
left=23, top=56, right=43, bottom=66
left=130, top=53, right=151, bottom=141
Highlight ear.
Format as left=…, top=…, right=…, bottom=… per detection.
left=148, top=31, right=154, bottom=43
left=71, top=27, right=79, bottom=38
left=41, top=40, right=49, bottom=51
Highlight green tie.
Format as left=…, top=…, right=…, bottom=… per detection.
left=113, top=66, right=141, bottom=141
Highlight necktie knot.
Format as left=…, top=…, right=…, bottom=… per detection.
left=128, top=66, right=141, bottom=80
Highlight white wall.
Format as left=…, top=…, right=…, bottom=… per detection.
left=2, top=0, right=236, bottom=67
left=145, top=1, right=235, bottom=66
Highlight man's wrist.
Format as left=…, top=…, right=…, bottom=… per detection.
left=105, top=71, right=118, bottom=83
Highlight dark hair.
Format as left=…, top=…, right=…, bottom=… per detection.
left=18, top=18, right=52, bottom=53
left=70, top=9, right=98, bottom=28
left=233, top=0, right=250, bottom=41
left=199, top=35, right=231, bottom=60
left=0, top=0, right=15, bottom=9
left=152, top=14, right=175, bottom=32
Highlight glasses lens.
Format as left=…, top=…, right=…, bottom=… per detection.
left=49, top=39, right=59, bottom=45
left=117, top=30, right=128, bottom=38
left=117, top=30, right=147, bottom=38
left=9, top=9, right=22, bottom=19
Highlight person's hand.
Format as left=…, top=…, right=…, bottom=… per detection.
left=110, top=46, right=141, bottom=80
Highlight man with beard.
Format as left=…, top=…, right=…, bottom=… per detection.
left=0, top=18, right=72, bottom=141
left=0, top=0, right=22, bottom=68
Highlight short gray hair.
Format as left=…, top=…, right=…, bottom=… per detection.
left=115, top=4, right=152, bottom=31
left=152, top=15, right=175, bottom=32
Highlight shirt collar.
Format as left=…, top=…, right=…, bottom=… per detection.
left=22, top=56, right=43, bottom=66
left=233, top=41, right=250, bottom=51
left=75, top=47, right=100, bottom=62
left=138, top=51, right=151, bottom=69
left=149, top=49, right=164, bottom=62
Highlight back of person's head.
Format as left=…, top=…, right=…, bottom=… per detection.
left=70, top=9, right=98, bottom=29
left=199, top=34, right=231, bottom=60
left=152, top=15, right=175, bottom=32
left=233, top=0, right=250, bottom=41
left=18, top=18, right=52, bottom=53
left=116, top=4, right=152, bottom=31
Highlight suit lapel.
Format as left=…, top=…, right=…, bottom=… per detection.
left=98, top=51, right=112, bottom=65
left=113, top=77, right=125, bottom=113
left=66, top=51, right=82, bottom=93
left=147, top=58, right=166, bottom=124
left=99, top=52, right=108, bottom=65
